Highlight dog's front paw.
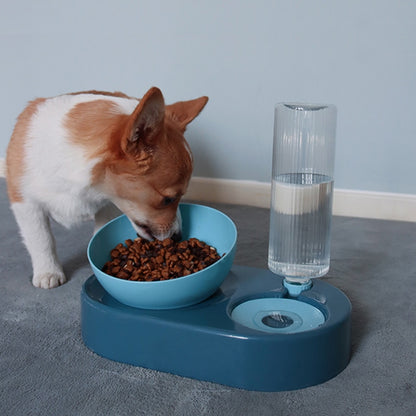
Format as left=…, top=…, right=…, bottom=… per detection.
left=32, top=272, right=67, bottom=289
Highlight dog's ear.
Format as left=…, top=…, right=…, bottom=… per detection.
left=166, top=96, right=208, bottom=131
left=122, top=87, right=165, bottom=154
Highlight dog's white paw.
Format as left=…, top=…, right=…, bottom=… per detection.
left=32, top=272, right=67, bottom=289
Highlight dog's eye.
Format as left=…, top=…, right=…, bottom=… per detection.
left=162, top=196, right=176, bottom=206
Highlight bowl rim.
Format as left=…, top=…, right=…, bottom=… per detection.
left=87, top=203, right=237, bottom=285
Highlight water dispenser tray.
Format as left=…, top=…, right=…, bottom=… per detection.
left=81, top=265, right=351, bottom=391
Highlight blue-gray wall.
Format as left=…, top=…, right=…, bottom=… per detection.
left=1, top=0, right=415, bottom=194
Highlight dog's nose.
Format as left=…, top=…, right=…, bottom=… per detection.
left=172, top=230, right=182, bottom=242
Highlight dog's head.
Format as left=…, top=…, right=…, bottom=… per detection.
left=98, top=87, right=208, bottom=240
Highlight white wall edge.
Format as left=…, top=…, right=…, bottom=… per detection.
left=1, top=163, right=414, bottom=222
left=0, top=158, right=5, bottom=178
left=185, top=176, right=416, bottom=223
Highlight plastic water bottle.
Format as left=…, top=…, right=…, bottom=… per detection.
left=268, top=103, right=337, bottom=283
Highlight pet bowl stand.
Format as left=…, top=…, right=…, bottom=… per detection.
left=81, top=265, right=351, bottom=392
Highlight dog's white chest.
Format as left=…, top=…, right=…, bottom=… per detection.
left=45, top=185, right=107, bottom=227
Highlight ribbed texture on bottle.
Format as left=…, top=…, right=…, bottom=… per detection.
left=268, top=103, right=336, bottom=281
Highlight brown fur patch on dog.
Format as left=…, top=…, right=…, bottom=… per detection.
left=68, top=90, right=132, bottom=99
left=64, top=99, right=130, bottom=159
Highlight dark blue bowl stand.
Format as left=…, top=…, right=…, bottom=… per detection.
left=81, top=265, right=351, bottom=392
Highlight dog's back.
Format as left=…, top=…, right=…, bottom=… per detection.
left=7, top=92, right=139, bottom=226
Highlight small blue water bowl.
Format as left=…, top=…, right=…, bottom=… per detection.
left=87, top=203, right=237, bottom=310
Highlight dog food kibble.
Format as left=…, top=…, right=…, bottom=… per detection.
left=102, top=237, right=222, bottom=281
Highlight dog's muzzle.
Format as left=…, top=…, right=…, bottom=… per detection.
left=131, top=209, right=182, bottom=242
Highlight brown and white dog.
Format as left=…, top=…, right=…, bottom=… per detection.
left=6, top=87, right=208, bottom=289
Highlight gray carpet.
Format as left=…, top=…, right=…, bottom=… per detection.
left=1, top=177, right=415, bottom=415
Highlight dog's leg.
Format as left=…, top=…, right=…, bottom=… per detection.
left=12, top=202, right=66, bottom=289
left=93, top=203, right=121, bottom=234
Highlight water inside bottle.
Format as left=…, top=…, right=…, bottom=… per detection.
left=268, top=173, right=333, bottom=281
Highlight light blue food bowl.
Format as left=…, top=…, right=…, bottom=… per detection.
left=87, top=203, right=237, bottom=309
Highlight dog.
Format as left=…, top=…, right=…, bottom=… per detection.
left=6, top=87, right=208, bottom=289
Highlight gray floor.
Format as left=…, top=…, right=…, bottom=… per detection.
left=1, top=177, right=415, bottom=416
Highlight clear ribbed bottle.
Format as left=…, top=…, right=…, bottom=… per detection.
left=268, top=103, right=337, bottom=283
